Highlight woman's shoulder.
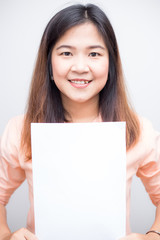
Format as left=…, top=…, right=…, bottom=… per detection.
left=127, top=116, right=159, bottom=170
left=1, top=115, right=25, bottom=146
left=138, top=116, right=159, bottom=141
left=130, top=115, right=159, bottom=158
left=8, top=114, right=25, bottom=124
left=5, top=114, right=25, bottom=131
left=138, top=115, right=154, bottom=128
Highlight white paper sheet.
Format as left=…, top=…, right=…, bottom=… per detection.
left=31, top=122, right=126, bottom=240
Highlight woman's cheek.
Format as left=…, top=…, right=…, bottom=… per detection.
left=94, top=66, right=109, bottom=80
left=52, top=60, right=70, bottom=78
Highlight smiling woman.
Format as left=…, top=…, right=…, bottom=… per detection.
left=51, top=22, right=109, bottom=118
left=0, top=3, right=160, bottom=240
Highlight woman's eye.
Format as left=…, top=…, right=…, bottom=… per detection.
left=61, top=52, right=72, bottom=56
left=89, top=52, right=100, bottom=57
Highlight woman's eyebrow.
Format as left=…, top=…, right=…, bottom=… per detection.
left=56, top=45, right=106, bottom=50
left=56, top=45, right=75, bottom=50
left=87, top=45, right=106, bottom=50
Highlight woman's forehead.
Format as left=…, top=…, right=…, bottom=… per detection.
left=54, top=22, right=106, bottom=48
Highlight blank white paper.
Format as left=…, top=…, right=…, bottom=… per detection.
left=31, top=122, right=126, bottom=240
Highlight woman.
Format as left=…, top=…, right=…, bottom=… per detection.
left=0, top=3, right=160, bottom=240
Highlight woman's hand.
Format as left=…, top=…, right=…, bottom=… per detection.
left=120, top=232, right=160, bottom=240
left=1, top=228, right=38, bottom=240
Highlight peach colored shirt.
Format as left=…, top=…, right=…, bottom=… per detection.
left=0, top=115, right=160, bottom=235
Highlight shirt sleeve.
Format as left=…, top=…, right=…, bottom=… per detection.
left=0, top=116, right=26, bottom=206
left=136, top=118, right=160, bottom=206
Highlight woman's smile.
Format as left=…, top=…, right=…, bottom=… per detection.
left=68, top=78, right=92, bottom=88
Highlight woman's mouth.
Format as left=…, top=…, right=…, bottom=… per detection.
left=70, top=80, right=90, bottom=84
left=68, top=79, right=92, bottom=88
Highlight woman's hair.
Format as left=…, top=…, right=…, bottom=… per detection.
left=21, top=3, right=140, bottom=160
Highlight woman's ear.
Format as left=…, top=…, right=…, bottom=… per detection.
left=47, top=51, right=53, bottom=81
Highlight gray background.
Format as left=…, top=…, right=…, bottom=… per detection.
left=0, top=0, right=160, bottom=235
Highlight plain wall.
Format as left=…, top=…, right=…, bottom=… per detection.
left=0, top=0, right=160, bottom=234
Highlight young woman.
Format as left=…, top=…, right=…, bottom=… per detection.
left=0, top=3, right=160, bottom=240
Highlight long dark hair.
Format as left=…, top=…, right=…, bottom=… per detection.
left=21, top=3, right=140, bottom=159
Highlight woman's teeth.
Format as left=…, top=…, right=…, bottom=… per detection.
left=70, top=80, right=90, bottom=84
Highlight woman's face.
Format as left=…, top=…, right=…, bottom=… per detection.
left=51, top=22, right=109, bottom=106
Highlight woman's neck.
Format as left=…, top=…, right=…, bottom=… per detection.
left=62, top=97, right=100, bottom=123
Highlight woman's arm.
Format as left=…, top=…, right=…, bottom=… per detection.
left=0, top=203, right=11, bottom=239
left=0, top=203, right=38, bottom=240
left=150, top=203, right=160, bottom=231
left=120, top=204, right=160, bottom=239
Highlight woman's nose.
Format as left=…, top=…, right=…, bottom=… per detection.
left=71, top=56, right=89, bottom=73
